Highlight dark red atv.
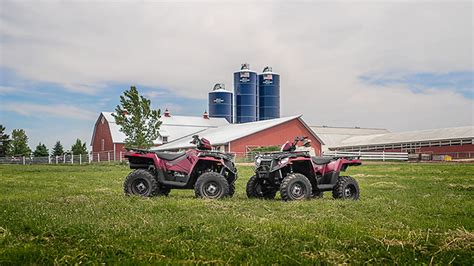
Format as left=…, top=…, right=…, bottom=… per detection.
left=246, top=136, right=361, bottom=201
left=123, top=135, right=237, bottom=199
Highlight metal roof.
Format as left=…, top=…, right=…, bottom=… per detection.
left=310, top=126, right=390, bottom=150
left=99, top=112, right=229, bottom=144
left=332, top=126, right=474, bottom=148
left=311, top=126, right=390, bottom=135
left=152, top=115, right=321, bottom=151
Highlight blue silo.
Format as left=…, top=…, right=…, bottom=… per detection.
left=209, top=83, right=233, bottom=123
left=234, top=63, right=258, bottom=123
left=258, top=66, right=280, bottom=120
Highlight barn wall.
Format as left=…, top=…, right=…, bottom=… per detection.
left=419, top=144, right=474, bottom=158
left=230, top=118, right=322, bottom=156
left=92, top=114, right=114, bottom=155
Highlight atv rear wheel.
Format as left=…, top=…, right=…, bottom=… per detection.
left=246, top=175, right=276, bottom=199
left=280, top=173, right=312, bottom=201
left=195, top=172, right=230, bottom=199
left=227, top=182, right=235, bottom=198
left=312, top=188, right=324, bottom=198
left=123, top=169, right=158, bottom=197
left=332, top=176, right=360, bottom=200
left=156, top=186, right=171, bottom=196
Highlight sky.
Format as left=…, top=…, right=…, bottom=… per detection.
left=0, top=0, right=473, bottom=151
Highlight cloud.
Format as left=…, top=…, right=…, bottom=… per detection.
left=1, top=103, right=97, bottom=121
left=0, top=1, right=472, bottom=131
left=0, top=85, right=20, bottom=95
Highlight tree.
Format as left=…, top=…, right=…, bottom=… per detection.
left=52, top=141, right=64, bottom=156
left=11, top=129, right=31, bottom=156
left=33, top=142, right=49, bottom=157
left=71, top=139, right=87, bottom=155
left=112, top=86, right=162, bottom=149
left=0, top=125, right=11, bottom=157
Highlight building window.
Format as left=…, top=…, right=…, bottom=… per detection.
left=162, top=136, right=168, bottom=143
left=101, top=139, right=105, bottom=151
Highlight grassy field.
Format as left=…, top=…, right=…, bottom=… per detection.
left=0, top=163, right=472, bottom=264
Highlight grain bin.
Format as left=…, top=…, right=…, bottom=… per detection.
left=258, top=66, right=280, bottom=120
left=234, top=63, right=258, bottom=123
left=208, top=83, right=233, bottom=123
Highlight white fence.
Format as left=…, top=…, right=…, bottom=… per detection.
left=323, top=151, right=409, bottom=161
left=0, top=151, right=127, bottom=165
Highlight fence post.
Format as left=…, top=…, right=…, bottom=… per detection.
left=63, top=154, right=66, bottom=164
left=98, top=153, right=100, bottom=162
left=56, top=156, right=58, bottom=164
left=71, top=154, right=74, bottom=164
left=382, top=151, right=385, bottom=162
left=79, top=154, right=82, bottom=165
left=108, top=152, right=110, bottom=162
left=120, top=151, right=122, bottom=162
left=48, top=156, right=51, bottom=164
left=22, top=156, right=25, bottom=165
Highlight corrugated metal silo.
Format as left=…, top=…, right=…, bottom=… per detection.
left=258, top=66, right=280, bottom=120
left=234, top=63, right=258, bottom=123
left=208, top=83, right=233, bottom=123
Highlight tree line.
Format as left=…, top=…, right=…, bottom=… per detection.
left=0, top=86, right=161, bottom=158
left=0, top=125, right=88, bottom=157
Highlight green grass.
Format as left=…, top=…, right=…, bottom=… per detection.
left=0, top=163, right=472, bottom=264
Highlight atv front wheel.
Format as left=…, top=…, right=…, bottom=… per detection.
left=123, top=169, right=158, bottom=197
left=332, top=176, right=360, bottom=200
left=195, top=172, right=230, bottom=199
left=246, top=175, right=276, bottom=199
left=280, top=173, right=312, bottom=201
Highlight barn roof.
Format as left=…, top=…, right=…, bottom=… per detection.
left=331, top=126, right=474, bottom=148
left=310, top=126, right=390, bottom=150
left=152, top=116, right=323, bottom=151
left=98, top=112, right=229, bottom=144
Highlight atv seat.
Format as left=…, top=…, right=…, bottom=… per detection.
left=155, top=151, right=186, bottom=161
left=311, top=156, right=334, bottom=165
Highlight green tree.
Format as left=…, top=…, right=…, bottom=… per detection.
left=33, top=142, right=49, bottom=157
left=0, top=124, right=11, bottom=157
left=112, top=86, right=162, bottom=149
left=52, top=141, right=64, bottom=156
left=71, top=139, right=88, bottom=155
left=11, top=129, right=31, bottom=156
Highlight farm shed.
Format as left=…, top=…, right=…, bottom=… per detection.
left=153, top=116, right=323, bottom=157
left=326, top=126, right=474, bottom=159
left=310, top=126, right=390, bottom=152
left=91, top=110, right=229, bottom=160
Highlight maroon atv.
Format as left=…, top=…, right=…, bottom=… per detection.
left=123, top=135, right=237, bottom=199
left=246, top=136, right=361, bottom=201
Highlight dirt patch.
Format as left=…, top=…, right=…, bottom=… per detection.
left=442, top=228, right=474, bottom=251
left=369, top=181, right=406, bottom=189
left=448, top=184, right=474, bottom=191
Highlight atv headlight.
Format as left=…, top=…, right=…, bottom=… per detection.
left=279, top=157, right=289, bottom=165
left=255, top=157, right=262, bottom=167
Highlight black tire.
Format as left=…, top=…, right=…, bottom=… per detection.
left=194, top=172, right=229, bottom=199
left=312, top=188, right=324, bottom=198
left=123, top=169, right=158, bottom=197
left=228, top=182, right=235, bottom=198
left=280, top=173, right=312, bottom=201
left=156, top=186, right=171, bottom=196
left=332, top=176, right=360, bottom=200
left=246, top=175, right=276, bottom=199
